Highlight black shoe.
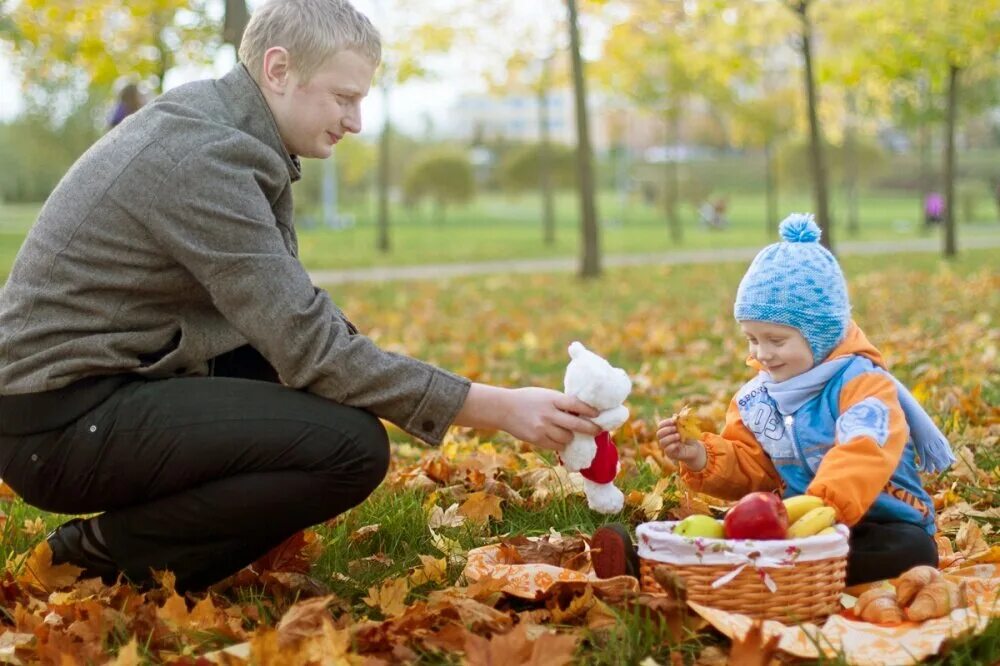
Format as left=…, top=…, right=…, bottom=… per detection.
left=47, top=518, right=120, bottom=584
left=591, top=523, right=640, bottom=579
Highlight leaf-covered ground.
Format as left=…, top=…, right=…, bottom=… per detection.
left=1, top=250, right=998, bottom=665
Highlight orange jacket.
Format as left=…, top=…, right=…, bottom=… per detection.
left=681, top=322, right=934, bottom=531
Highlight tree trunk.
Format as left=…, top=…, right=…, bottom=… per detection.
left=795, top=1, right=833, bottom=251
left=538, top=56, right=556, bottom=246
left=566, top=0, right=600, bottom=278
left=918, top=75, right=932, bottom=231
left=377, top=78, right=392, bottom=253
left=942, top=63, right=959, bottom=258
left=665, top=111, right=682, bottom=244
left=844, top=90, right=859, bottom=237
left=764, top=139, right=778, bottom=236
left=223, top=0, right=251, bottom=51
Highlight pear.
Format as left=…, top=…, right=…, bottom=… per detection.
left=674, top=514, right=725, bottom=538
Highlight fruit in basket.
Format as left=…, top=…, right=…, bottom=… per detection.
left=674, top=514, right=725, bottom=538
left=722, top=492, right=789, bottom=540
left=782, top=494, right=826, bottom=523
left=786, top=506, right=837, bottom=538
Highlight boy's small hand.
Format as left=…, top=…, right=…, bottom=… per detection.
left=657, top=416, right=707, bottom=471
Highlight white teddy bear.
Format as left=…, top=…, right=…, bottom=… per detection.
left=561, top=341, right=632, bottom=514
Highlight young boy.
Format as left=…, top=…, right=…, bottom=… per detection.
left=0, top=0, right=599, bottom=591
left=653, top=213, right=954, bottom=585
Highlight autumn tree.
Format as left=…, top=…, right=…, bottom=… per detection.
left=367, top=1, right=458, bottom=253
left=597, top=0, right=758, bottom=244
left=566, top=0, right=600, bottom=277
left=852, top=0, right=1000, bottom=256
left=3, top=0, right=220, bottom=110
left=783, top=0, right=834, bottom=251
left=402, top=149, right=474, bottom=222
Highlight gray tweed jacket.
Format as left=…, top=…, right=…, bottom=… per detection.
left=0, top=64, right=469, bottom=444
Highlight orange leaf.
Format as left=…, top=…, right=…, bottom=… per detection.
left=459, top=492, right=504, bottom=524
left=362, top=577, right=409, bottom=618
left=727, top=619, right=781, bottom=666
left=156, top=592, right=190, bottom=626
left=252, top=529, right=322, bottom=574
left=0, top=482, right=19, bottom=502
left=276, top=595, right=337, bottom=645
left=14, top=540, right=82, bottom=592
left=108, top=638, right=141, bottom=666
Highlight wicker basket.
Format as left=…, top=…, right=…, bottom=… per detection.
left=636, top=521, right=848, bottom=624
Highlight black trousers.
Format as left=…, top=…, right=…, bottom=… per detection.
left=846, top=520, right=939, bottom=586
left=0, top=347, right=389, bottom=591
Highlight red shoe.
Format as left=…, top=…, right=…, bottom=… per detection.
left=590, top=523, right=639, bottom=579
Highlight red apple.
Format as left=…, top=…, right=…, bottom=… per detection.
left=723, top=492, right=789, bottom=540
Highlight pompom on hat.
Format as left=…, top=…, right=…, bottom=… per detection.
left=733, top=213, right=851, bottom=363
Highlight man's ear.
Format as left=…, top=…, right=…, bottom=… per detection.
left=261, top=46, right=292, bottom=94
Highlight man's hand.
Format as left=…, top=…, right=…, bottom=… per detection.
left=454, top=384, right=600, bottom=453
left=656, top=416, right=707, bottom=471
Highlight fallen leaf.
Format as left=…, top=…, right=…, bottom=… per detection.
left=252, top=529, right=322, bottom=575
left=409, top=554, right=448, bottom=586
left=108, top=638, right=141, bottom=666
left=362, top=577, right=409, bottom=617
left=13, top=540, right=83, bottom=592
left=428, top=503, right=466, bottom=529
left=276, top=595, right=336, bottom=645
left=349, top=523, right=380, bottom=544
left=459, top=492, right=504, bottom=524
left=727, top=619, right=781, bottom=666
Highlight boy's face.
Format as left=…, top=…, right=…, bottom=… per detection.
left=739, top=321, right=814, bottom=382
left=262, top=49, right=375, bottom=159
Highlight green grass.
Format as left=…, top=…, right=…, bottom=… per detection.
left=3, top=188, right=999, bottom=279
left=0, top=229, right=997, bottom=662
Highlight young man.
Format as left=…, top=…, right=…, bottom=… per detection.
left=0, top=0, right=598, bottom=591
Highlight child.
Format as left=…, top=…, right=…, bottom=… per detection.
left=0, top=0, right=598, bottom=592
left=654, top=213, right=954, bottom=586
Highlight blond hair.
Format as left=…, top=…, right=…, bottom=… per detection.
left=238, top=0, right=382, bottom=82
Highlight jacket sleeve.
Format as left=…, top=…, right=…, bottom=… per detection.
left=806, top=372, right=909, bottom=526
left=143, top=139, right=470, bottom=445
left=681, top=398, right=783, bottom=499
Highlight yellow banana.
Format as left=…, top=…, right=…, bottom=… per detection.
left=786, top=506, right=837, bottom=538
left=782, top=495, right=826, bottom=524
left=817, top=526, right=838, bottom=536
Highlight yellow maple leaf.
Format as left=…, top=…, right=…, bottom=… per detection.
left=157, top=592, right=191, bottom=626
left=409, top=554, right=448, bottom=586
left=675, top=406, right=703, bottom=441
left=458, top=492, right=504, bottom=524
left=362, top=577, right=409, bottom=618
left=14, top=540, right=83, bottom=592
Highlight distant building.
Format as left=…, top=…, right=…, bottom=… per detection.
left=450, top=89, right=579, bottom=146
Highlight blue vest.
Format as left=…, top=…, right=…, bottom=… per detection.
left=734, top=356, right=936, bottom=534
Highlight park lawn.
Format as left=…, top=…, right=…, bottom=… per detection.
left=3, top=189, right=999, bottom=278
left=2, top=249, right=998, bottom=663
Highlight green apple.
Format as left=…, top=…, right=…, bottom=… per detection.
left=674, top=514, right=725, bottom=538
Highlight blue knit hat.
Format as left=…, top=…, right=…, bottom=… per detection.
left=734, top=213, right=850, bottom=363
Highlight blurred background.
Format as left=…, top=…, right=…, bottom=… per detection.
left=0, top=0, right=998, bottom=273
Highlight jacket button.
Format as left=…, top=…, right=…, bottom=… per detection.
left=422, top=420, right=435, bottom=432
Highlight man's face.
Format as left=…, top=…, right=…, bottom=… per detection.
left=740, top=320, right=814, bottom=383
left=268, top=49, right=375, bottom=159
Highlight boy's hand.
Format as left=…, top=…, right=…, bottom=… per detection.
left=657, top=416, right=707, bottom=471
